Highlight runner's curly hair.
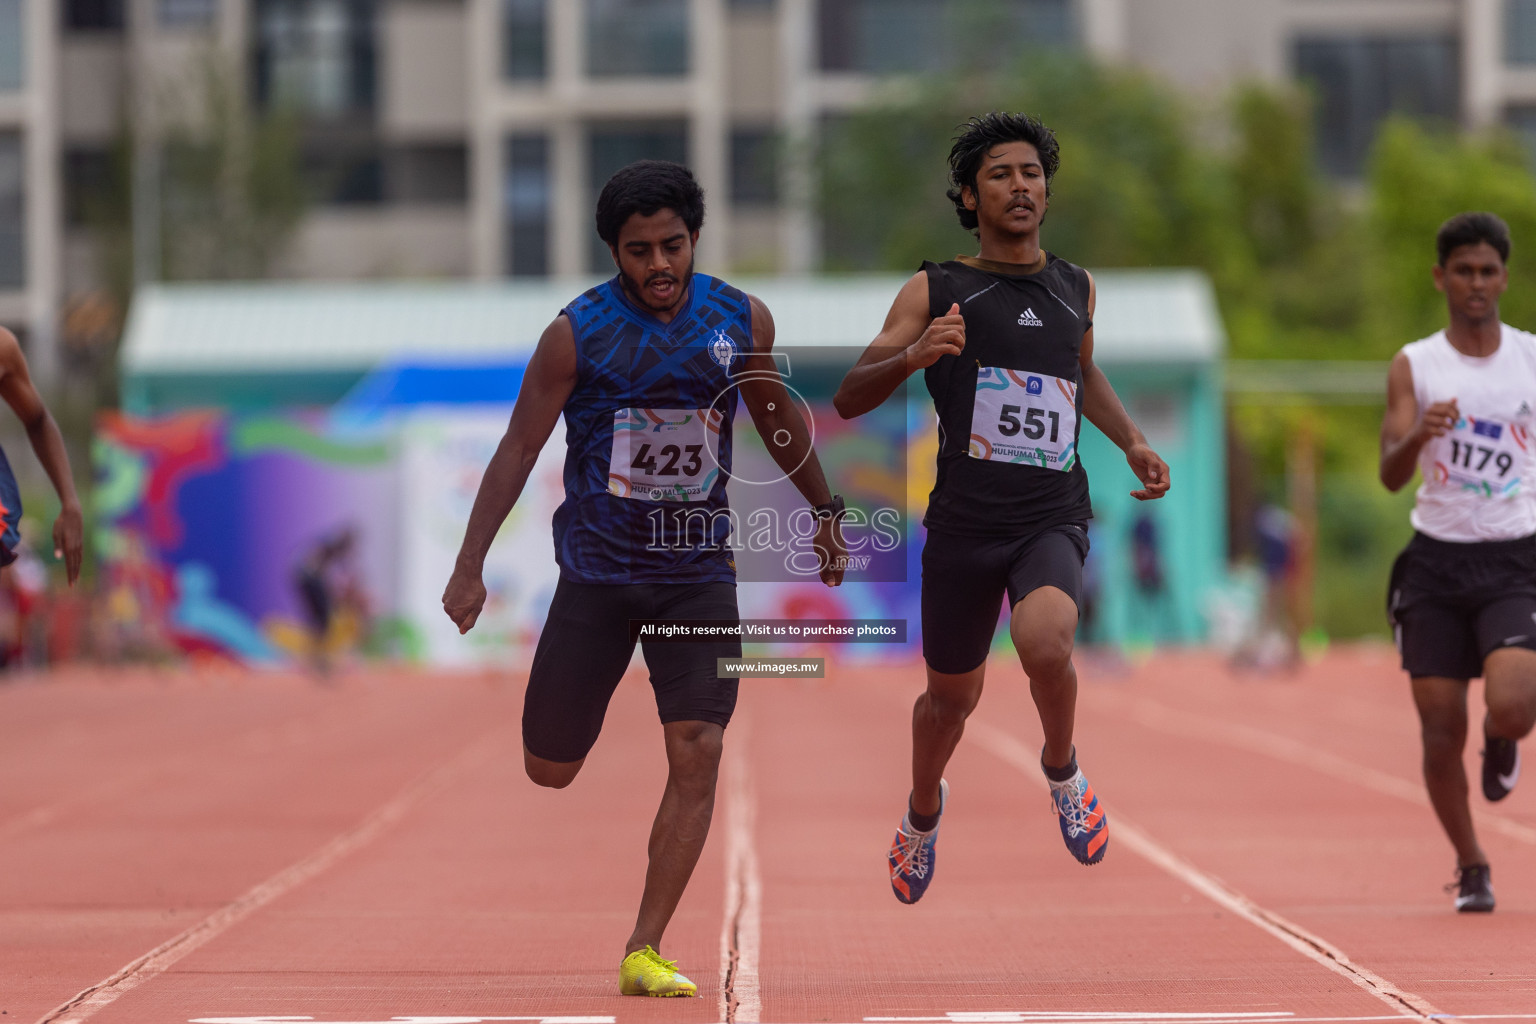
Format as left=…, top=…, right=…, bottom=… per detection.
left=596, top=160, right=706, bottom=246
left=946, top=112, right=1060, bottom=232
left=1436, top=212, right=1510, bottom=266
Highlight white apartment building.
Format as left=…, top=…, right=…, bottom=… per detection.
left=1, top=0, right=1534, bottom=384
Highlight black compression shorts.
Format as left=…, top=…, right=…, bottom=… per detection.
left=1387, top=531, right=1536, bottom=680
left=921, top=523, right=1089, bottom=674
left=523, top=577, right=741, bottom=763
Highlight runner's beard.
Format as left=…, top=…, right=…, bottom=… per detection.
left=620, top=258, right=694, bottom=316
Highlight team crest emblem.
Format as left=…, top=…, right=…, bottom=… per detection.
left=709, top=330, right=738, bottom=368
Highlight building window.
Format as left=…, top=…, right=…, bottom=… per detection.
left=587, top=122, right=688, bottom=270
left=1507, top=106, right=1536, bottom=167
left=586, top=0, right=689, bottom=78
left=506, top=135, right=550, bottom=277
left=0, top=0, right=22, bottom=91
left=0, top=133, right=24, bottom=289
left=1509, top=0, right=1536, bottom=64
left=390, top=144, right=468, bottom=204
left=1294, top=35, right=1459, bottom=177
left=818, top=0, right=1072, bottom=74
left=255, top=0, right=377, bottom=118
left=64, top=0, right=125, bottom=30
left=160, top=0, right=218, bottom=27
left=304, top=142, right=384, bottom=205
left=504, top=0, right=547, bottom=81
left=730, top=128, right=778, bottom=205
left=63, top=147, right=115, bottom=228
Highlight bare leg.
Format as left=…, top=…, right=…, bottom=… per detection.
left=625, top=720, right=724, bottom=955
left=1010, top=586, right=1080, bottom=769
left=1411, top=676, right=1486, bottom=867
left=910, top=664, right=986, bottom=817
left=1483, top=647, right=1536, bottom=742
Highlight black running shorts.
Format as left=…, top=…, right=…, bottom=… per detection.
left=1387, top=532, right=1536, bottom=680
left=522, top=578, right=741, bottom=763
left=921, top=523, right=1089, bottom=675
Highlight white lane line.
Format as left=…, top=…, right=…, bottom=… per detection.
left=719, top=722, right=762, bottom=1024
left=867, top=1018, right=1536, bottom=1024
left=35, top=729, right=509, bottom=1024
left=966, top=720, right=1444, bottom=1021
left=1117, top=696, right=1536, bottom=847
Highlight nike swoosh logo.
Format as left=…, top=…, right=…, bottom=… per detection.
left=1504, top=636, right=1529, bottom=646
left=1499, top=764, right=1520, bottom=791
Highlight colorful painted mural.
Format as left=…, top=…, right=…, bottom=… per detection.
left=95, top=411, right=402, bottom=665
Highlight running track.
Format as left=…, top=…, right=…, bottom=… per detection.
left=3, top=647, right=1534, bottom=1024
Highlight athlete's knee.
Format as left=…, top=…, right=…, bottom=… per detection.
left=1485, top=686, right=1536, bottom=738
left=1419, top=718, right=1466, bottom=768
left=920, top=669, right=984, bottom=726
left=524, top=748, right=584, bottom=789
left=664, top=721, right=725, bottom=784
left=1015, top=626, right=1075, bottom=680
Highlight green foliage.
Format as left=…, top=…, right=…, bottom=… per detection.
left=819, top=55, right=1246, bottom=281
left=84, top=51, right=309, bottom=312
left=1366, top=118, right=1536, bottom=353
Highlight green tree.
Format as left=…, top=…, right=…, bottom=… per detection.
left=75, top=51, right=307, bottom=410
left=1365, top=117, right=1536, bottom=354
left=84, top=52, right=308, bottom=319
left=818, top=54, right=1245, bottom=284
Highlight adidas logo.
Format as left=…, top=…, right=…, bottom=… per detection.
left=1017, top=307, right=1043, bottom=327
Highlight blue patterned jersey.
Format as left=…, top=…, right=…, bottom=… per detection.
left=552, top=274, right=751, bottom=583
left=0, top=445, right=20, bottom=563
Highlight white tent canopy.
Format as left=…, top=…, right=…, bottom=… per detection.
left=121, top=270, right=1223, bottom=380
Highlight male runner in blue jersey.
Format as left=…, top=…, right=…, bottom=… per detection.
left=0, top=326, right=83, bottom=587
left=835, top=113, right=1170, bottom=903
left=443, top=160, right=845, bottom=996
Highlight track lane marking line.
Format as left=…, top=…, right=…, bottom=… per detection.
left=34, top=728, right=510, bottom=1024
left=720, top=719, right=762, bottom=1024
left=1113, top=696, right=1536, bottom=847
left=966, top=720, right=1444, bottom=1022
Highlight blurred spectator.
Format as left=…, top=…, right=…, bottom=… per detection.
left=293, top=526, right=369, bottom=674
left=1233, top=503, right=1301, bottom=671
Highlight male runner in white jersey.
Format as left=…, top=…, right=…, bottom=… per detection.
left=1381, top=211, right=1536, bottom=913
left=834, top=112, right=1170, bottom=903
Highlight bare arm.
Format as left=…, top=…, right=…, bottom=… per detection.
left=833, top=272, right=964, bottom=419
left=1380, top=351, right=1454, bottom=492
left=1077, top=274, right=1170, bottom=501
left=0, top=328, right=82, bottom=583
left=442, top=316, right=578, bottom=632
left=736, top=295, right=847, bottom=586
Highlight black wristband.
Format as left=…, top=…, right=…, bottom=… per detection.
left=812, top=494, right=846, bottom=522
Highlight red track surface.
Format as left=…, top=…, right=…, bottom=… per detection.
left=3, top=648, right=1534, bottom=1024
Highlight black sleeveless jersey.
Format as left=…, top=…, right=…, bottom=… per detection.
left=921, top=254, right=1094, bottom=536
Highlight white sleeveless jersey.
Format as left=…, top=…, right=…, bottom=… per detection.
left=1402, top=324, right=1536, bottom=541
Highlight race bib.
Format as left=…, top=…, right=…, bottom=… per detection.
left=608, top=408, right=722, bottom=502
left=1429, top=415, right=1529, bottom=498
left=969, top=368, right=1079, bottom=471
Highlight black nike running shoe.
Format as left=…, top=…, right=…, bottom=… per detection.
left=1446, top=863, right=1495, bottom=913
left=1482, top=732, right=1520, bottom=802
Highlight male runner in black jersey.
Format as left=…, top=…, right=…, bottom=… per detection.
left=834, top=112, right=1170, bottom=902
